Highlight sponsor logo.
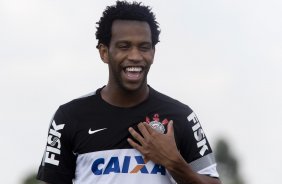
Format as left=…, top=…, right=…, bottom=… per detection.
left=91, top=155, right=166, bottom=175
left=187, top=112, right=209, bottom=156
left=145, top=114, right=169, bottom=134
left=88, top=128, right=107, bottom=135
left=44, top=120, right=65, bottom=166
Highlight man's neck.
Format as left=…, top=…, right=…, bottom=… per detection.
left=101, top=85, right=149, bottom=108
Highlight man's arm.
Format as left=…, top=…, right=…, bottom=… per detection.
left=36, top=107, right=76, bottom=184
left=127, top=121, right=221, bottom=184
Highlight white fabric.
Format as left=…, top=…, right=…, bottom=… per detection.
left=74, top=149, right=173, bottom=184
left=198, top=163, right=219, bottom=178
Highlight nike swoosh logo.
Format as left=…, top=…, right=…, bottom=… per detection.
left=88, top=128, right=107, bottom=134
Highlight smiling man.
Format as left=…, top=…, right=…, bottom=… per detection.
left=37, top=1, right=221, bottom=184
left=98, top=19, right=154, bottom=107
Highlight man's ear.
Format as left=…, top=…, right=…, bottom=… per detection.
left=98, top=43, right=109, bottom=64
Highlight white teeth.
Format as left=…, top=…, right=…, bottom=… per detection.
left=125, top=67, right=142, bottom=72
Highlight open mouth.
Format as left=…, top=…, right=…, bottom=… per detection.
left=125, top=66, right=143, bottom=72
left=123, top=66, right=143, bottom=80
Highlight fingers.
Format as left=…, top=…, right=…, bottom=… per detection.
left=127, top=137, right=150, bottom=163
left=144, top=120, right=174, bottom=136
left=133, top=121, right=174, bottom=137
left=128, top=120, right=175, bottom=147
left=166, top=120, right=174, bottom=136
left=142, top=122, right=155, bottom=134
left=127, top=127, right=145, bottom=153
left=128, top=127, right=145, bottom=145
left=127, top=137, right=143, bottom=152
left=137, top=123, right=151, bottom=137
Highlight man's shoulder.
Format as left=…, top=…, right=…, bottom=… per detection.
left=64, top=91, right=96, bottom=106
left=59, top=89, right=101, bottom=113
left=149, top=87, right=191, bottom=111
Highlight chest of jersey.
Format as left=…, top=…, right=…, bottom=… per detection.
left=71, top=109, right=177, bottom=184
left=71, top=106, right=174, bottom=154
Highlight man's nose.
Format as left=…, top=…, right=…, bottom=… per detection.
left=128, top=47, right=142, bottom=61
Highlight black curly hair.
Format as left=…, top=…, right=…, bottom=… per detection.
left=95, top=1, right=160, bottom=48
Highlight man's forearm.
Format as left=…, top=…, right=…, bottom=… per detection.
left=166, top=156, right=221, bottom=184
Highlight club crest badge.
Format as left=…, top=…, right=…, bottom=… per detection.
left=149, top=121, right=165, bottom=134
left=145, top=114, right=170, bottom=134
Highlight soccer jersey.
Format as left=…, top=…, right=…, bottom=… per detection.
left=37, top=86, right=218, bottom=184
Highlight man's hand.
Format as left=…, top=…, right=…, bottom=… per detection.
left=128, top=121, right=221, bottom=184
left=127, top=120, right=181, bottom=167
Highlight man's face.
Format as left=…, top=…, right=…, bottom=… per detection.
left=101, top=20, right=155, bottom=92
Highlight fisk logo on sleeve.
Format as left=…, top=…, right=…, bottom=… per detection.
left=43, top=120, right=65, bottom=166
left=187, top=112, right=209, bottom=156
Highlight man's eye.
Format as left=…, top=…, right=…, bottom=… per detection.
left=140, top=45, right=152, bottom=51
left=118, top=44, right=130, bottom=49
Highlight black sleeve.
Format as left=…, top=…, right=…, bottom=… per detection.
left=37, top=107, right=76, bottom=184
left=175, top=110, right=218, bottom=177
